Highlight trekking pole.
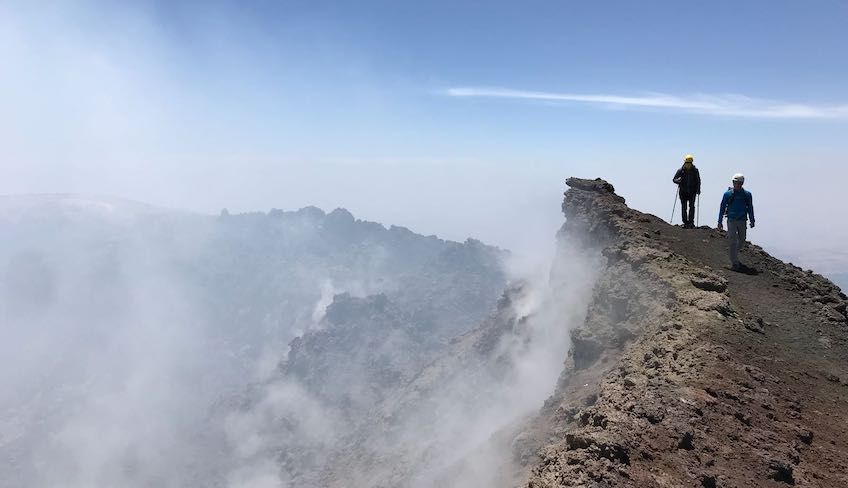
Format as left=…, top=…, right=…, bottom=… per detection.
left=670, top=190, right=677, bottom=224
left=696, top=194, right=700, bottom=227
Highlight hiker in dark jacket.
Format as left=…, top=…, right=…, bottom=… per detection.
left=673, top=154, right=701, bottom=228
left=717, top=173, right=755, bottom=271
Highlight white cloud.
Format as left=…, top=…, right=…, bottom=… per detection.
left=444, top=87, right=848, bottom=119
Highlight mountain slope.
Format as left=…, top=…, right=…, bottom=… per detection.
left=0, top=196, right=507, bottom=488
left=4, top=185, right=847, bottom=487
left=528, top=178, right=848, bottom=487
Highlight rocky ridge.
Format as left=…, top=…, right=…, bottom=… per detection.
left=527, top=178, right=848, bottom=487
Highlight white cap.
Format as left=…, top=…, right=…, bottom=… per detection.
left=732, top=173, right=745, bottom=184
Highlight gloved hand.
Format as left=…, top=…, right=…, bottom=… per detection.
left=750, top=221, right=755, bottom=228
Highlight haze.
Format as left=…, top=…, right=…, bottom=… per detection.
left=3, top=2, right=848, bottom=487
left=2, top=1, right=846, bottom=274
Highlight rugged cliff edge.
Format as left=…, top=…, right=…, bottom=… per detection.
left=527, top=178, right=848, bottom=487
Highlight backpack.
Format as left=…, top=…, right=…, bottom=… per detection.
left=725, top=190, right=751, bottom=216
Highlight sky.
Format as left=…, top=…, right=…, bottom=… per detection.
left=2, top=0, right=847, bottom=272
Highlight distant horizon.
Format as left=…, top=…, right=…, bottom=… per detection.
left=3, top=0, right=847, bottom=279
left=3, top=186, right=847, bottom=288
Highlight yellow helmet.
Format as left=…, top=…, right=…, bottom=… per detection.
left=683, top=154, right=694, bottom=163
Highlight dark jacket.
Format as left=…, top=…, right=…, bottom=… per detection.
left=673, top=165, right=701, bottom=196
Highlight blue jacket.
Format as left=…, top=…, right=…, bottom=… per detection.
left=718, top=188, right=755, bottom=223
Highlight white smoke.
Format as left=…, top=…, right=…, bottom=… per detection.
left=0, top=219, right=215, bottom=488
left=403, top=240, right=600, bottom=487
left=1, top=189, right=595, bottom=488
left=218, top=236, right=600, bottom=488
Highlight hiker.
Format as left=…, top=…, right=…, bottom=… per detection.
left=717, top=173, right=755, bottom=271
left=672, top=154, right=701, bottom=228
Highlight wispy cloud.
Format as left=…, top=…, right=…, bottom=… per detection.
left=444, top=87, right=848, bottom=119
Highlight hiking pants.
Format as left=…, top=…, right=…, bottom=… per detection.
left=680, top=193, right=696, bottom=225
left=727, top=218, right=747, bottom=266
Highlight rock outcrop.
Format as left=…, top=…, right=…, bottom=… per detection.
left=527, top=178, right=848, bottom=487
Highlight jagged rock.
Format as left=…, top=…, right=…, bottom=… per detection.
left=682, top=289, right=732, bottom=315
left=678, top=431, right=695, bottom=450
left=526, top=178, right=848, bottom=488
left=768, top=459, right=795, bottom=484
left=744, top=321, right=765, bottom=334
left=691, top=270, right=728, bottom=292
left=565, top=177, right=619, bottom=197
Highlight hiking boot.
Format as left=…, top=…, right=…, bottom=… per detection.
left=731, top=263, right=742, bottom=272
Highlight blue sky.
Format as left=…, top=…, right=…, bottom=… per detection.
left=2, top=0, right=847, bottom=271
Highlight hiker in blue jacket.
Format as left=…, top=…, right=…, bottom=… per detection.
left=717, top=173, right=755, bottom=271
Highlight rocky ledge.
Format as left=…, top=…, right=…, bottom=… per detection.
left=527, top=178, right=848, bottom=487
